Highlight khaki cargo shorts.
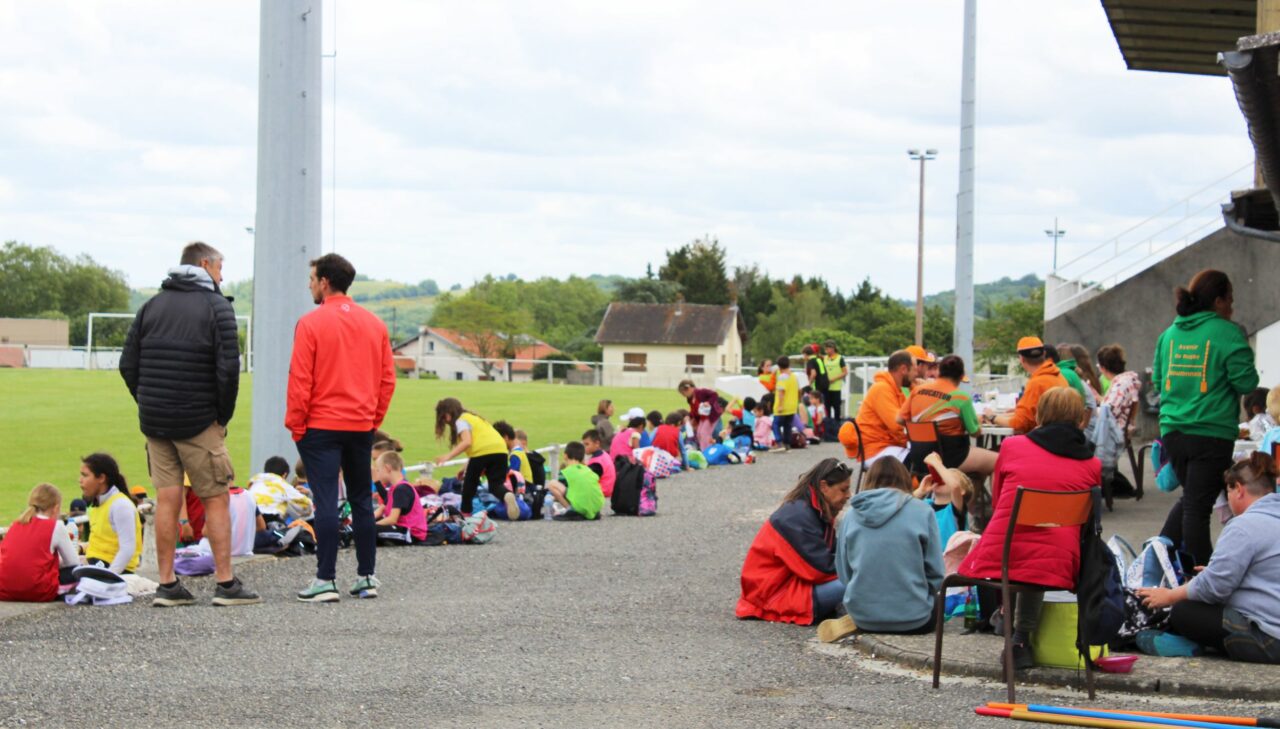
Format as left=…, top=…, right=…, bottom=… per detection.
left=146, top=422, right=234, bottom=500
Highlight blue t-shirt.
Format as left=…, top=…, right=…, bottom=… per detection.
left=1259, top=426, right=1280, bottom=461
left=639, top=429, right=654, bottom=448
left=925, top=497, right=965, bottom=549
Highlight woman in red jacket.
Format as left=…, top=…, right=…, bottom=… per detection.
left=0, top=484, right=80, bottom=602
left=957, top=387, right=1100, bottom=670
left=678, top=379, right=724, bottom=451
left=737, top=459, right=853, bottom=625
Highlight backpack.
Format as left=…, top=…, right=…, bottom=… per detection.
left=789, top=431, right=808, bottom=449
left=611, top=456, right=646, bottom=516
left=703, top=443, right=733, bottom=465
left=526, top=450, right=547, bottom=488
left=1149, top=439, right=1180, bottom=493
left=460, top=512, right=496, bottom=544
left=1075, top=509, right=1125, bottom=657
left=423, top=521, right=462, bottom=546
left=638, top=471, right=657, bottom=516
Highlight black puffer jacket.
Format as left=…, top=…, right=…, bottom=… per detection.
left=120, top=269, right=240, bottom=439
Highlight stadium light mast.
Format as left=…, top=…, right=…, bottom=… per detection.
left=251, top=0, right=322, bottom=471
left=909, top=148, right=938, bottom=347
left=954, top=0, right=977, bottom=376
left=1046, top=218, right=1066, bottom=271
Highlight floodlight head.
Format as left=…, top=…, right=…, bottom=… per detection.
left=907, top=148, right=920, bottom=156
left=926, top=148, right=938, bottom=155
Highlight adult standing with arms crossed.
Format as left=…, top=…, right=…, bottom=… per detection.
left=1153, top=270, right=1258, bottom=567
left=288, top=253, right=397, bottom=602
left=120, top=241, right=260, bottom=606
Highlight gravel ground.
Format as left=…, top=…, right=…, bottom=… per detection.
left=1, top=443, right=1276, bottom=728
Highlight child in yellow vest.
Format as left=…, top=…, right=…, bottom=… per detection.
left=548, top=442, right=604, bottom=521
left=79, top=453, right=142, bottom=574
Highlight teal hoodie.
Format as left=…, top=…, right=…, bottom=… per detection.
left=1153, top=311, right=1258, bottom=441
left=835, top=488, right=943, bottom=632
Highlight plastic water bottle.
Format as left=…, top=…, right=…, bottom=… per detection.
left=542, top=494, right=555, bottom=520
left=962, top=590, right=978, bottom=631
left=65, top=517, right=80, bottom=548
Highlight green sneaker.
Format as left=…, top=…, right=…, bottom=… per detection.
left=349, top=575, right=380, bottom=599
left=296, top=579, right=339, bottom=603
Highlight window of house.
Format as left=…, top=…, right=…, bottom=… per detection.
left=455, top=371, right=464, bottom=381
left=428, top=341, right=435, bottom=352
left=685, top=354, right=705, bottom=373
left=623, top=352, right=647, bottom=372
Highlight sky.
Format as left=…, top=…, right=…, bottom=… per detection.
left=0, top=1, right=1257, bottom=298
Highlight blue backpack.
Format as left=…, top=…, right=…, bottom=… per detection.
left=1149, top=439, right=1180, bottom=493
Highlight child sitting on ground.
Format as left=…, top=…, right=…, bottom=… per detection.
left=249, top=456, right=315, bottom=523
left=1242, top=387, right=1276, bottom=442
left=292, top=458, right=312, bottom=497
left=582, top=429, right=617, bottom=498
left=0, top=484, right=80, bottom=602
left=372, top=451, right=428, bottom=544
left=549, top=441, right=605, bottom=521
left=494, top=420, right=533, bottom=484
left=1258, top=385, right=1280, bottom=457
left=227, top=480, right=265, bottom=558
left=911, top=452, right=972, bottom=548
left=79, top=453, right=142, bottom=575
left=752, top=400, right=775, bottom=449
left=805, top=390, right=826, bottom=442
left=641, top=411, right=662, bottom=448
left=651, top=413, right=684, bottom=461
left=611, top=411, right=645, bottom=463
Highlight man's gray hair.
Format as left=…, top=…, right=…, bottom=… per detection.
left=180, top=241, right=223, bottom=266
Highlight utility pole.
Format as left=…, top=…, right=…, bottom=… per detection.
left=908, top=148, right=938, bottom=347
left=954, top=0, right=977, bottom=374
left=1046, top=218, right=1066, bottom=272
left=251, top=0, right=322, bottom=471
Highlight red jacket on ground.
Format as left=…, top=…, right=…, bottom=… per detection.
left=958, top=433, right=1099, bottom=590
left=737, top=493, right=838, bottom=626
left=286, top=294, right=396, bottom=440
left=0, top=518, right=58, bottom=602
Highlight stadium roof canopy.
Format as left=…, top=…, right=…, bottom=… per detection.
left=1101, top=0, right=1257, bottom=76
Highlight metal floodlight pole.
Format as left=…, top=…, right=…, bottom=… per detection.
left=954, top=0, right=977, bottom=375
left=908, top=148, right=938, bottom=347
left=251, top=0, right=323, bottom=471
left=1046, top=217, right=1066, bottom=272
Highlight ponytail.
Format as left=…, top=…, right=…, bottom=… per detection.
left=81, top=452, right=127, bottom=504
left=16, top=483, right=61, bottom=525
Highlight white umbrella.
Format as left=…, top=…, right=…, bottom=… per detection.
left=714, top=375, right=768, bottom=402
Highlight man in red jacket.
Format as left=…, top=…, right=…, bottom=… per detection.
left=287, top=253, right=396, bottom=603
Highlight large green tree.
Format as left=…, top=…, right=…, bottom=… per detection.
left=430, top=294, right=532, bottom=379
left=0, top=241, right=130, bottom=345
left=748, top=288, right=829, bottom=361
left=975, top=288, right=1045, bottom=370
left=658, top=237, right=730, bottom=305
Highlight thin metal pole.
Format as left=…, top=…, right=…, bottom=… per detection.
left=915, top=155, right=927, bottom=347
left=954, top=0, right=977, bottom=375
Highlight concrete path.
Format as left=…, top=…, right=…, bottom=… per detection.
left=0, top=443, right=1275, bottom=728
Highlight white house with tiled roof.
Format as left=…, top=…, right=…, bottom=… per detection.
left=594, top=301, right=746, bottom=388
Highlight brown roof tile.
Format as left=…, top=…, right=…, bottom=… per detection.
left=594, top=302, right=744, bottom=346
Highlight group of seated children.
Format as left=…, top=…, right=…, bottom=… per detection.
left=0, top=453, right=143, bottom=602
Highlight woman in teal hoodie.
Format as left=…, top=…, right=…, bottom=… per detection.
left=1153, top=269, right=1259, bottom=566
left=834, top=458, right=943, bottom=634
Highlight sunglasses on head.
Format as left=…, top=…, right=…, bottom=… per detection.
left=820, top=461, right=852, bottom=483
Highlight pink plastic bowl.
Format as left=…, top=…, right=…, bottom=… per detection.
left=1095, top=655, right=1139, bottom=673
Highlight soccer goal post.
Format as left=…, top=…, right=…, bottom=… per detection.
left=86, top=312, right=252, bottom=371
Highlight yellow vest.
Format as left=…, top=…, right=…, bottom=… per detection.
left=824, top=355, right=844, bottom=391
left=461, top=413, right=508, bottom=458
left=86, top=490, right=142, bottom=573
left=511, top=447, right=533, bottom=483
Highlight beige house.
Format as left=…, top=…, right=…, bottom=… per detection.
left=0, top=318, right=69, bottom=347
left=595, top=302, right=746, bottom=389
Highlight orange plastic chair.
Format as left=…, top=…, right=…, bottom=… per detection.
left=931, top=486, right=1100, bottom=703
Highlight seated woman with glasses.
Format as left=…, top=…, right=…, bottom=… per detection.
left=736, top=458, right=852, bottom=626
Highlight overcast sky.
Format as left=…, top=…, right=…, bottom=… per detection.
left=0, top=1, right=1256, bottom=298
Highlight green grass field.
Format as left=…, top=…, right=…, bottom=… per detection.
left=0, top=370, right=688, bottom=523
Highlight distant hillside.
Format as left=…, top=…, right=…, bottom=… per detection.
left=911, top=274, right=1043, bottom=318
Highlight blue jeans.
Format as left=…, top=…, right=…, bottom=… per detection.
left=813, top=579, right=846, bottom=622
left=296, top=428, right=377, bottom=581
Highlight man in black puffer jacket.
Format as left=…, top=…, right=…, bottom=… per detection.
left=120, top=241, right=259, bottom=607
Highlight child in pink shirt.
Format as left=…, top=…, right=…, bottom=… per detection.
left=582, top=429, right=617, bottom=498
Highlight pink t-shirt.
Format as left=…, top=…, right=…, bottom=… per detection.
left=610, top=428, right=639, bottom=463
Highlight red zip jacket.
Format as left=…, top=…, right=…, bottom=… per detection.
left=286, top=295, right=396, bottom=440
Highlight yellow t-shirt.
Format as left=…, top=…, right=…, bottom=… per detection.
left=774, top=371, right=800, bottom=416
left=460, top=413, right=508, bottom=458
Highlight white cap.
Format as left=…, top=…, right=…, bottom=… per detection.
left=620, top=406, right=646, bottom=424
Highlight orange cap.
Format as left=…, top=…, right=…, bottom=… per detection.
left=905, top=345, right=935, bottom=363
left=1016, top=336, right=1045, bottom=352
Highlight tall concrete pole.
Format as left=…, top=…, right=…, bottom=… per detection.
left=251, top=0, right=322, bottom=472
left=914, top=155, right=927, bottom=347
left=954, top=0, right=977, bottom=372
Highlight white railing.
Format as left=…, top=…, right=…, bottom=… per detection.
left=0, top=502, right=153, bottom=541
left=1045, top=162, right=1254, bottom=320
left=405, top=442, right=567, bottom=483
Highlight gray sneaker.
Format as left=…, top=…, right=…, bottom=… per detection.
left=152, top=580, right=196, bottom=608
left=212, top=577, right=262, bottom=607
left=349, top=575, right=380, bottom=599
